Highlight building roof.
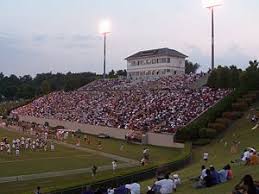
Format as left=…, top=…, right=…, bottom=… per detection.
left=125, top=48, right=188, bottom=60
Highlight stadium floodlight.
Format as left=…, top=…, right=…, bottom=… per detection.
left=99, top=20, right=111, bottom=79
left=202, top=0, right=223, bottom=70
left=99, top=20, right=111, bottom=34
left=202, top=0, right=223, bottom=8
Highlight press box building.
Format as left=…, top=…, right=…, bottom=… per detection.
left=125, top=48, right=187, bottom=80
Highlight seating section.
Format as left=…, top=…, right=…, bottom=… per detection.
left=14, top=74, right=231, bottom=133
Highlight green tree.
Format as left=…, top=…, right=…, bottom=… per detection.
left=108, top=69, right=116, bottom=78
left=116, top=69, right=127, bottom=77
left=185, top=60, right=200, bottom=74
left=240, top=60, right=259, bottom=90
left=41, top=80, right=51, bottom=94
left=207, top=70, right=217, bottom=88
left=229, top=65, right=241, bottom=88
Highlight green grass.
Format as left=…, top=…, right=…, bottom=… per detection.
left=65, top=133, right=184, bottom=165
left=0, top=128, right=112, bottom=177
left=0, top=127, right=189, bottom=194
left=141, top=104, right=259, bottom=193
left=0, top=165, right=146, bottom=194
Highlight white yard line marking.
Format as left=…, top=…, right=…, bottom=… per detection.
left=0, top=154, right=92, bottom=164
left=0, top=163, right=135, bottom=184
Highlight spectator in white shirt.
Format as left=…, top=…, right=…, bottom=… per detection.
left=242, top=149, right=250, bottom=162
left=125, top=183, right=140, bottom=194
left=155, top=174, right=176, bottom=194
left=200, top=165, right=207, bottom=180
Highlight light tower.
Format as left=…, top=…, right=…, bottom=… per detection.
left=202, top=0, right=223, bottom=70
left=99, top=20, right=111, bottom=79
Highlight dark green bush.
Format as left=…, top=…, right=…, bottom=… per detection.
left=222, top=111, right=243, bottom=120
left=193, top=138, right=211, bottom=146
left=208, top=122, right=226, bottom=131
left=232, top=102, right=248, bottom=111
left=199, top=128, right=217, bottom=139
left=215, top=118, right=232, bottom=127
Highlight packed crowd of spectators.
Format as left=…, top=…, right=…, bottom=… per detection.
left=13, top=74, right=231, bottom=133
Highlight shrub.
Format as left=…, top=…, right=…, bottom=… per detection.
left=215, top=118, right=232, bottom=127
left=222, top=111, right=243, bottom=120
left=199, top=128, right=217, bottom=139
left=208, top=122, right=226, bottom=131
left=232, top=102, right=248, bottom=111
left=238, top=97, right=254, bottom=105
left=243, top=93, right=257, bottom=101
left=193, top=138, right=211, bottom=146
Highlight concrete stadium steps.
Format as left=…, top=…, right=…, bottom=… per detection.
left=189, top=73, right=209, bottom=89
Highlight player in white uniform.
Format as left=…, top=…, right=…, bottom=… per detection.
left=112, top=160, right=117, bottom=173
left=51, top=143, right=55, bottom=151
left=16, top=148, right=20, bottom=157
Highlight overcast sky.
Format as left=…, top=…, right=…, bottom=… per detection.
left=0, top=0, right=258, bottom=76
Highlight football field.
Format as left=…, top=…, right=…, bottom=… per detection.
left=0, top=127, right=186, bottom=194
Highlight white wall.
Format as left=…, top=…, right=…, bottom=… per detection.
left=18, top=115, right=184, bottom=148
left=127, top=56, right=185, bottom=79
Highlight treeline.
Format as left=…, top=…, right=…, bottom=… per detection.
left=0, top=69, right=127, bottom=101
left=207, top=60, right=259, bottom=90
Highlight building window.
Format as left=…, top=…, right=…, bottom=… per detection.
left=157, top=59, right=159, bottom=63
left=167, top=69, right=170, bottom=73
left=167, top=58, right=170, bottom=63
left=146, top=59, right=151, bottom=64
left=161, top=58, right=167, bottom=63
left=174, top=71, right=177, bottom=75
left=152, top=59, right=156, bottom=64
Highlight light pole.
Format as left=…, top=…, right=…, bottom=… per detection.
left=203, top=0, right=223, bottom=70
left=99, top=20, right=111, bottom=79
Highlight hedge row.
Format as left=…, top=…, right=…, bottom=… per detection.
left=199, top=128, right=217, bottom=139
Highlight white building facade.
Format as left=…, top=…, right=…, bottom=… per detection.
left=125, top=48, right=187, bottom=80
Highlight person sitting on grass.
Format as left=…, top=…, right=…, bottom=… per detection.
left=171, top=174, right=181, bottom=186
left=218, top=164, right=232, bottom=183
left=210, top=165, right=220, bottom=185
left=232, top=174, right=259, bottom=194
left=249, top=152, right=258, bottom=165
left=194, top=169, right=213, bottom=189
left=149, top=173, right=175, bottom=194
left=227, top=164, right=234, bottom=180
left=189, top=165, right=207, bottom=181
left=125, top=182, right=141, bottom=194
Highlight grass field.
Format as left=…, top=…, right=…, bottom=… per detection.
left=0, top=125, right=188, bottom=194
left=141, top=103, right=259, bottom=194
left=0, top=128, right=114, bottom=177
left=65, top=133, right=184, bottom=164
